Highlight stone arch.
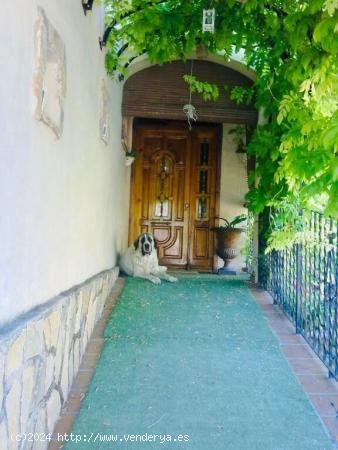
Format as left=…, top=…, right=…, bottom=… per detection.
left=126, top=52, right=255, bottom=82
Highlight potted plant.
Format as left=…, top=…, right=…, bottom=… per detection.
left=125, top=149, right=137, bottom=166
left=228, top=126, right=246, bottom=153
left=211, top=215, right=247, bottom=273
left=122, top=140, right=137, bottom=166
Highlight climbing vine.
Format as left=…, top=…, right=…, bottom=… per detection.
left=183, top=75, right=219, bottom=101
left=103, top=0, right=338, bottom=249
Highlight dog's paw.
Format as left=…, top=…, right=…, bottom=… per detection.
left=150, top=276, right=161, bottom=284
left=167, top=276, right=178, bottom=283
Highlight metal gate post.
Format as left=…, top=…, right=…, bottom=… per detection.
left=295, top=243, right=303, bottom=334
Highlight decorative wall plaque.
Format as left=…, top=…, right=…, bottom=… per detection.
left=33, top=7, right=67, bottom=138
left=99, top=79, right=110, bottom=145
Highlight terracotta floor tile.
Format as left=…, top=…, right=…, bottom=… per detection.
left=259, top=304, right=276, bottom=312
left=61, top=392, right=83, bottom=415
left=322, top=417, right=338, bottom=441
left=298, top=374, right=338, bottom=395
left=263, top=313, right=287, bottom=323
left=263, top=308, right=285, bottom=316
left=281, top=344, right=316, bottom=359
left=288, top=357, right=328, bottom=376
left=274, top=333, right=304, bottom=345
left=52, top=415, right=77, bottom=440
left=267, top=321, right=295, bottom=334
left=70, top=370, right=94, bottom=395
left=309, top=394, right=338, bottom=418
left=91, top=321, right=107, bottom=338
left=48, top=440, right=64, bottom=450
left=255, top=298, right=272, bottom=306
left=85, top=338, right=105, bottom=355
left=267, top=318, right=295, bottom=330
left=250, top=291, right=273, bottom=306
left=80, top=353, right=100, bottom=370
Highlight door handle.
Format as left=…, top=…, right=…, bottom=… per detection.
left=184, top=203, right=190, bottom=210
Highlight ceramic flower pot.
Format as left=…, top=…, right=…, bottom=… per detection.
left=125, top=156, right=135, bottom=167
left=214, top=228, right=243, bottom=268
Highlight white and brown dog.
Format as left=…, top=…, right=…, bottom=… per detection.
left=119, top=233, right=178, bottom=284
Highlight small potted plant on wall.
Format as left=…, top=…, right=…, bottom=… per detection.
left=122, top=139, right=137, bottom=166
left=211, top=215, right=247, bottom=274
left=228, top=125, right=246, bottom=153
left=125, top=149, right=137, bottom=166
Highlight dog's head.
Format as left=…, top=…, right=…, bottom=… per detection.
left=134, top=233, right=157, bottom=256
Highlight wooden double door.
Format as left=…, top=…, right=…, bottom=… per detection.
left=129, top=121, right=220, bottom=271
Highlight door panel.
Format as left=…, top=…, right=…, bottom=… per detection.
left=130, top=126, right=191, bottom=268
left=129, top=122, right=219, bottom=271
left=188, top=128, right=218, bottom=270
left=194, top=228, right=209, bottom=258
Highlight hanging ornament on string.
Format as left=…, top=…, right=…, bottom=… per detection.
left=183, top=60, right=198, bottom=130
left=183, top=104, right=198, bottom=130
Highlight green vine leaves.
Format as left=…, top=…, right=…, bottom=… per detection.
left=103, top=0, right=338, bottom=249
left=182, top=75, right=219, bottom=101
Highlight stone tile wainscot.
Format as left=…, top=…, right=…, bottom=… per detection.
left=0, top=267, right=119, bottom=450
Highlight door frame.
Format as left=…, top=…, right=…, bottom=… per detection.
left=128, top=118, right=223, bottom=272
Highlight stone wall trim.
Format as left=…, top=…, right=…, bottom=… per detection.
left=0, top=266, right=119, bottom=450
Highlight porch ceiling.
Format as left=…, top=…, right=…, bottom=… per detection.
left=122, top=60, right=258, bottom=125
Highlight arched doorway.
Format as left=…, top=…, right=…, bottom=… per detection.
left=123, top=60, right=257, bottom=271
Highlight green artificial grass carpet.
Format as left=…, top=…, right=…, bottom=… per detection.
left=65, top=277, right=333, bottom=450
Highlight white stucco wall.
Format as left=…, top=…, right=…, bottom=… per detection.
left=0, top=1, right=129, bottom=325
left=219, top=124, right=248, bottom=271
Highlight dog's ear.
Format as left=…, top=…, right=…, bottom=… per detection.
left=154, top=238, right=158, bottom=249
left=133, top=237, right=140, bottom=250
